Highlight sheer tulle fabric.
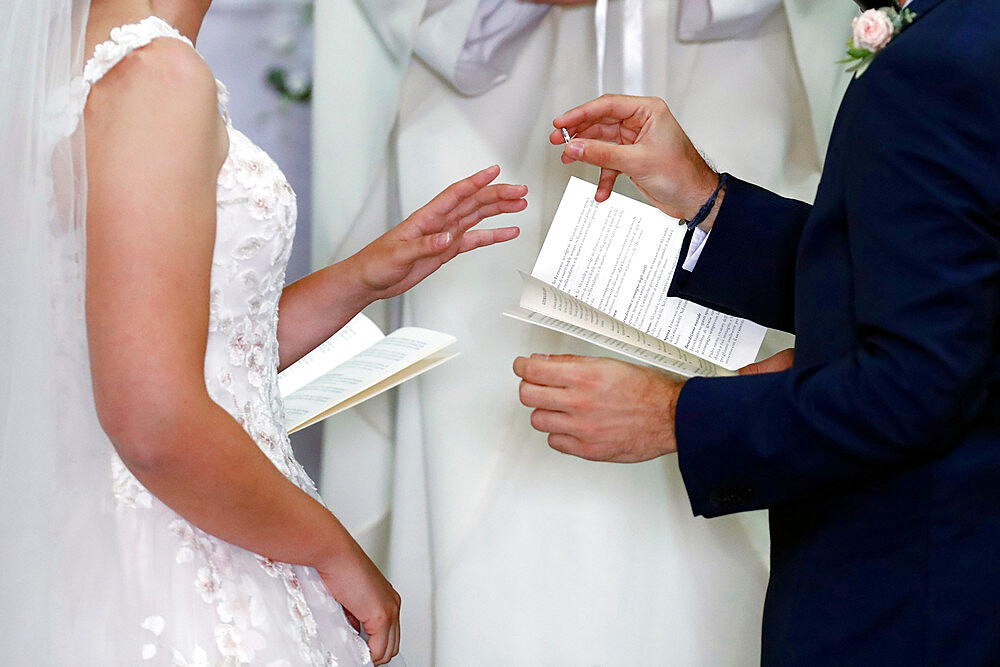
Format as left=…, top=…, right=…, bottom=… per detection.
left=0, top=1, right=143, bottom=663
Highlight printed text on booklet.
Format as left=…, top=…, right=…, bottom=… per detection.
left=278, top=313, right=457, bottom=433
left=504, top=177, right=765, bottom=377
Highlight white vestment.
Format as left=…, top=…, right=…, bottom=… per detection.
left=313, top=2, right=856, bottom=664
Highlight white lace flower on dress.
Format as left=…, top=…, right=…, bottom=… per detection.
left=84, top=17, right=193, bottom=85
left=217, top=587, right=269, bottom=632
left=248, top=187, right=280, bottom=221
left=141, top=615, right=166, bottom=636
left=84, top=40, right=126, bottom=81
left=236, top=154, right=275, bottom=192
left=218, top=156, right=240, bottom=191
left=111, top=455, right=153, bottom=509
left=215, top=623, right=266, bottom=663
left=196, top=566, right=223, bottom=603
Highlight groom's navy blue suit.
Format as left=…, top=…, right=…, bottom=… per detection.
left=668, top=0, right=1000, bottom=663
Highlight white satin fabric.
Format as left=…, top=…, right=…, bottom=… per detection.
left=313, top=1, right=857, bottom=665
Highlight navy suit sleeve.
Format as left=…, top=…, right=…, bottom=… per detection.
left=677, top=40, right=1000, bottom=517
left=667, top=177, right=810, bottom=333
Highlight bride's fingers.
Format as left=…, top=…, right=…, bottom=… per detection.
left=456, top=226, right=520, bottom=253
left=424, top=165, right=501, bottom=217
left=388, top=623, right=400, bottom=662
left=450, top=183, right=527, bottom=220
left=457, top=198, right=527, bottom=230
left=368, top=628, right=390, bottom=665
left=388, top=231, right=454, bottom=268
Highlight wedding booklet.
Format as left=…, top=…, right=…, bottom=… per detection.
left=504, top=177, right=766, bottom=378
left=278, top=313, right=457, bottom=433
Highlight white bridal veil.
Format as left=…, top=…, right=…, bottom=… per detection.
left=0, top=2, right=142, bottom=661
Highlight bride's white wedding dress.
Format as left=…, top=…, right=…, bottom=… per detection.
left=77, top=17, right=372, bottom=666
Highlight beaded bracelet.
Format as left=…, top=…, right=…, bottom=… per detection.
left=679, top=172, right=729, bottom=231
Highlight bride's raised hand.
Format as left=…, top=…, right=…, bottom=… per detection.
left=350, top=165, right=524, bottom=300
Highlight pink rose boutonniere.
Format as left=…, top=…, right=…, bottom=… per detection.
left=839, top=6, right=917, bottom=78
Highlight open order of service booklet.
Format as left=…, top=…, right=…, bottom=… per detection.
left=504, top=177, right=766, bottom=378
left=278, top=314, right=457, bottom=433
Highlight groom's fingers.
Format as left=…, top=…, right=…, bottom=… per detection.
left=596, top=168, right=620, bottom=202
left=550, top=121, right=630, bottom=147
left=547, top=432, right=583, bottom=456
left=530, top=408, right=576, bottom=435
left=518, top=380, right=567, bottom=410
left=739, top=348, right=794, bottom=375
left=513, top=354, right=585, bottom=387
left=563, top=139, right=631, bottom=173
left=553, top=94, right=646, bottom=134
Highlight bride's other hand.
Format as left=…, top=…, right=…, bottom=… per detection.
left=550, top=95, right=719, bottom=228
left=316, top=549, right=401, bottom=665
left=350, top=165, right=524, bottom=301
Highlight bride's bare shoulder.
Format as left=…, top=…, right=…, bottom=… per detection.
left=84, top=37, right=226, bottom=174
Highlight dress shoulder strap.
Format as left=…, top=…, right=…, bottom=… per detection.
left=72, top=16, right=231, bottom=126
left=82, top=16, right=193, bottom=88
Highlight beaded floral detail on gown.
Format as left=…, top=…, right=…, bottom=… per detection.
left=77, top=17, right=371, bottom=666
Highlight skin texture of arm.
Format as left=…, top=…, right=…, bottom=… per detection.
left=84, top=39, right=400, bottom=663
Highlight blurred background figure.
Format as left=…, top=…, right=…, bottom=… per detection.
left=313, top=1, right=856, bottom=664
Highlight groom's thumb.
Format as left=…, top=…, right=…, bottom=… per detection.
left=564, top=138, right=630, bottom=173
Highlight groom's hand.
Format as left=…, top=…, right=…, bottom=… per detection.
left=551, top=95, right=720, bottom=230
left=513, top=354, right=683, bottom=462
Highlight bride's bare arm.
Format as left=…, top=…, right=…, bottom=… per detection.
left=85, top=40, right=399, bottom=663
left=275, top=167, right=526, bottom=370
